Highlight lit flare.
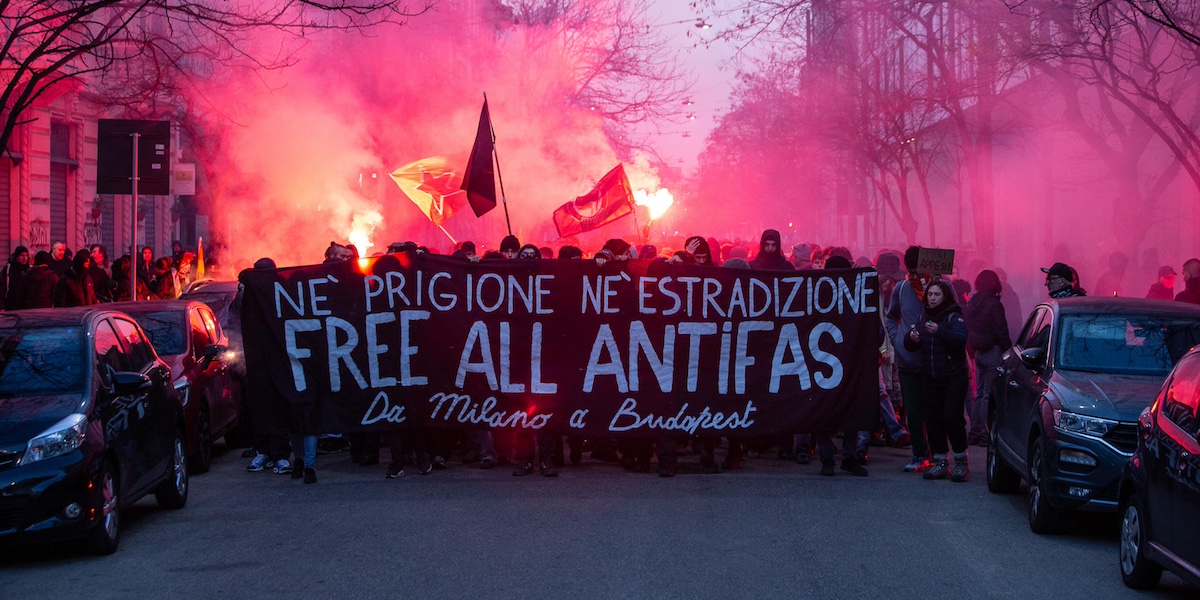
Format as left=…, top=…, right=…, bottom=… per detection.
left=634, top=188, right=674, bottom=220
left=348, top=229, right=373, bottom=257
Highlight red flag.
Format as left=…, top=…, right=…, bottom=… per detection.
left=461, top=99, right=497, bottom=217
left=553, top=164, right=635, bottom=238
left=390, top=156, right=467, bottom=226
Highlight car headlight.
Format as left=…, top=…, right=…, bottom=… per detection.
left=174, top=379, right=190, bottom=406
left=1053, top=409, right=1118, bottom=438
left=18, top=413, right=87, bottom=466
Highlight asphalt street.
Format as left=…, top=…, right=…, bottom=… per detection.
left=1, top=443, right=1196, bottom=600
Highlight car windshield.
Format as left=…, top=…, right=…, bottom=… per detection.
left=0, top=327, right=85, bottom=395
left=125, top=311, right=186, bottom=356
left=1056, top=314, right=1200, bottom=376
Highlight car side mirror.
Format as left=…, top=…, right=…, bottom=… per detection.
left=1019, top=347, right=1046, bottom=368
left=1138, top=407, right=1154, bottom=434
left=111, top=371, right=152, bottom=396
left=200, top=344, right=226, bottom=368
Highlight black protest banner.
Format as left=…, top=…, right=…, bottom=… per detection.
left=239, top=254, right=882, bottom=437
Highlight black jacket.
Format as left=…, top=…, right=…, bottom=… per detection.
left=966, top=292, right=1012, bottom=353
left=16, top=266, right=58, bottom=309
left=0, top=261, right=28, bottom=310
left=1175, top=278, right=1200, bottom=305
left=905, top=304, right=968, bottom=380
left=749, top=229, right=794, bottom=271
left=53, top=269, right=96, bottom=307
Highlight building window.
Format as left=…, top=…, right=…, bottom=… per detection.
left=49, top=121, right=73, bottom=247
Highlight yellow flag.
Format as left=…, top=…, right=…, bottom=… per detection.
left=389, top=155, right=468, bottom=226
left=197, top=237, right=205, bottom=278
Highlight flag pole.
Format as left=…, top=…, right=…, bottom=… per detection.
left=485, top=92, right=513, bottom=236
left=629, top=198, right=645, bottom=244
left=436, top=223, right=458, bottom=245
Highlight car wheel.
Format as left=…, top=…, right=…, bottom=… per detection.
left=188, top=402, right=212, bottom=474
left=1027, top=435, right=1061, bottom=534
left=156, top=429, right=189, bottom=509
left=986, top=416, right=1020, bottom=494
left=1119, top=494, right=1163, bottom=589
left=85, top=460, right=120, bottom=555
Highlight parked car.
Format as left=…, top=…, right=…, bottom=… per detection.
left=1117, top=345, right=1200, bottom=590
left=987, top=297, right=1200, bottom=533
left=0, top=308, right=188, bottom=555
left=179, top=281, right=251, bottom=449
left=179, top=280, right=241, bottom=369
left=109, top=300, right=238, bottom=473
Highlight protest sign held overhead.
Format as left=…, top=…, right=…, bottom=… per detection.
left=239, top=255, right=882, bottom=437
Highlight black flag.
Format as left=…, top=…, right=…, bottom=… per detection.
left=461, top=99, right=497, bottom=217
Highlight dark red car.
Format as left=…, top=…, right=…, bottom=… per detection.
left=108, top=300, right=239, bottom=473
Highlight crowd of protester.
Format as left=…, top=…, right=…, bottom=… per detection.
left=232, top=230, right=1200, bottom=485
left=7, top=231, right=1200, bottom=486
left=0, top=240, right=204, bottom=310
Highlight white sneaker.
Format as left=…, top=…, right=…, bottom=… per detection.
left=247, top=453, right=269, bottom=472
left=273, top=458, right=293, bottom=474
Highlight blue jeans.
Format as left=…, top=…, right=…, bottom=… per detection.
left=289, top=434, right=318, bottom=468
left=469, top=429, right=496, bottom=462
left=969, top=346, right=1002, bottom=440
left=861, top=368, right=907, bottom=446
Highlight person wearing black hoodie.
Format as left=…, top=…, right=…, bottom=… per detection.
left=965, top=270, right=1011, bottom=446
left=808, top=255, right=868, bottom=476
left=904, top=279, right=970, bottom=482
left=16, top=251, right=59, bottom=309
left=0, top=246, right=30, bottom=310
left=749, top=229, right=794, bottom=271
left=499, top=235, right=521, bottom=259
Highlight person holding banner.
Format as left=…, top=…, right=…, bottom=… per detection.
left=811, top=255, right=869, bottom=477
left=499, top=235, right=521, bottom=259
left=904, top=280, right=970, bottom=482
left=684, top=236, right=714, bottom=266
left=511, top=246, right=560, bottom=478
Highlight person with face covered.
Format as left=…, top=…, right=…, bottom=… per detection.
left=904, top=280, right=970, bottom=482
